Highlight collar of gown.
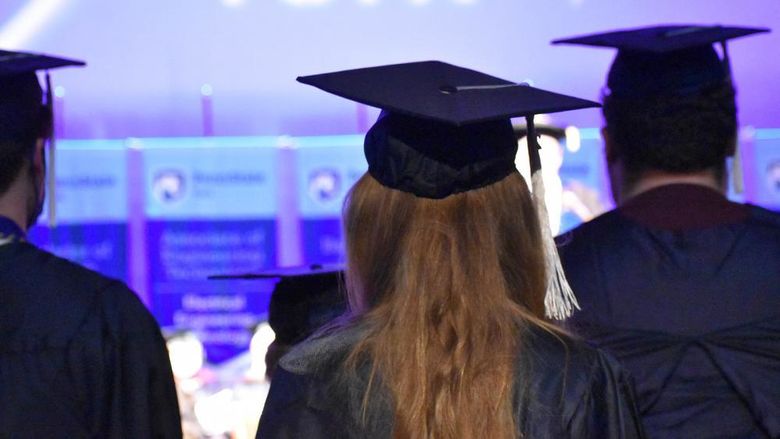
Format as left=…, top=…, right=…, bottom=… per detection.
left=619, top=183, right=749, bottom=230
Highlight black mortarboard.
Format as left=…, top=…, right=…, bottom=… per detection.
left=297, top=61, right=599, bottom=199
left=0, top=50, right=85, bottom=77
left=211, top=264, right=346, bottom=346
left=0, top=50, right=85, bottom=137
left=553, top=25, right=770, bottom=98
left=0, top=50, right=85, bottom=227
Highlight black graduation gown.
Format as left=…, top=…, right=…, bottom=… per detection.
left=558, top=184, right=780, bottom=439
left=256, top=322, right=646, bottom=438
left=0, top=241, right=182, bottom=438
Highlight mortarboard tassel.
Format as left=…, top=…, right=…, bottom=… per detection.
left=526, top=115, right=580, bottom=320
left=719, top=40, right=744, bottom=195
left=45, top=72, right=56, bottom=228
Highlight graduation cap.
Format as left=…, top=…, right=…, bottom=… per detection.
left=298, top=61, right=598, bottom=200
left=211, top=264, right=347, bottom=350
left=552, top=25, right=770, bottom=98
left=0, top=50, right=85, bottom=227
left=554, top=25, right=769, bottom=194
left=298, top=61, right=597, bottom=319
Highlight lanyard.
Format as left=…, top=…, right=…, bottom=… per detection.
left=0, top=216, right=25, bottom=247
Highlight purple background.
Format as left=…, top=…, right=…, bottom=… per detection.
left=1, top=0, right=778, bottom=138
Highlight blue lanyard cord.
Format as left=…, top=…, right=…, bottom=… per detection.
left=0, top=216, right=26, bottom=245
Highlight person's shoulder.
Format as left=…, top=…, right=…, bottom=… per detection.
left=0, top=243, right=131, bottom=316
left=523, top=325, right=606, bottom=372
left=7, top=242, right=117, bottom=290
left=520, top=325, right=645, bottom=438
left=556, top=208, right=622, bottom=247
left=9, top=242, right=157, bottom=337
left=279, top=320, right=367, bottom=376
left=521, top=325, right=628, bottom=398
left=746, top=204, right=780, bottom=230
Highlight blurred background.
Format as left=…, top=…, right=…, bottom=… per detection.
left=3, top=0, right=779, bottom=436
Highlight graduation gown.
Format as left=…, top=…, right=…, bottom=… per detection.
left=0, top=241, right=182, bottom=438
left=256, top=322, right=645, bottom=438
left=558, top=184, right=780, bottom=438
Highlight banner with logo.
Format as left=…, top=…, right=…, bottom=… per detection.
left=139, top=136, right=279, bottom=362
left=294, top=135, right=366, bottom=264
left=28, top=140, right=129, bottom=281
left=750, top=130, right=780, bottom=210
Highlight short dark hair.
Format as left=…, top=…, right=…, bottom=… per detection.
left=0, top=139, right=35, bottom=195
left=0, top=74, right=50, bottom=195
left=602, top=81, right=737, bottom=175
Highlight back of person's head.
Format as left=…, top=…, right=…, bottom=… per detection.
left=553, top=26, right=767, bottom=179
left=343, top=171, right=547, bottom=439
left=0, top=73, right=50, bottom=196
left=602, top=80, right=737, bottom=176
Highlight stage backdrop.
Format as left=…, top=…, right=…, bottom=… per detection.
left=1, top=0, right=778, bottom=139
left=28, top=131, right=780, bottom=362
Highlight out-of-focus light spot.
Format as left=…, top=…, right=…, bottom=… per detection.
left=357, top=0, right=380, bottom=5
left=247, top=322, right=275, bottom=380
left=126, top=138, right=144, bottom=150
left=167, top=332, right=205, bottom=380
left=0, top=0, right=71, bottom=48
left=282, top=0, right=331, bottom=7
left=276, top=135, right=298, bottom=149
left=200, top=83, right=213, bottom=97
left=521, top=78, right=535, bottom=87
left=565, top=125, right=581, bottom=153
left=221, top=0, right=247, bottom=7
left=54, top=86, right=66, bottom=98
left=194, top=389, right=238, bottom=436
left=409, top=0, right=431, bottom=5
left=740, top=125, right=756, bottom=141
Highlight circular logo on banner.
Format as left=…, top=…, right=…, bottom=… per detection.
left=153, top=169, right=187, bottom=204
left=308, top=168, right=341, bottom=204
left=767, top=160, right=780, bottom=200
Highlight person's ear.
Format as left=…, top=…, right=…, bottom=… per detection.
left=31, top=138, right=46, bottom=192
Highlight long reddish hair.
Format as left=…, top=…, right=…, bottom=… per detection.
left=343, top=171, right=549, bottom=439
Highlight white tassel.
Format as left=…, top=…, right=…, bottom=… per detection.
left=531, top=170, right=580, bottom=320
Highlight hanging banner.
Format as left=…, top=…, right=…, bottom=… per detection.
left=294, top=135, right=366, bottom=264
left=28, top=140, right=129, bottom=281
left=139, top=136, right=279, bottom=363
left=751, top=130, right=780, bottom=210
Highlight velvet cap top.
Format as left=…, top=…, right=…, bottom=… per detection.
left=553, top=25, right=769, bottom=98
left=0, top=50, right=85, bottom=77
left=297, top=61, right=598, bottom=198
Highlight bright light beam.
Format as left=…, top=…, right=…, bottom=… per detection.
left=0, top=0, right=72, bottom=49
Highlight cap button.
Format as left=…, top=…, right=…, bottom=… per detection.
left=439, top=85, right=458, bottom=94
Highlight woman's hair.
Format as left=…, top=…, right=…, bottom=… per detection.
left=602, top=82, right=738, bottom=176
left=342, top=171, right=548, bottom=439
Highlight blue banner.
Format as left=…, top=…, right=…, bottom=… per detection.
left=294, top=135, right=366, bottom=263
left=29, top=140, right=129, bottom=281
left=752, top=130, right=780, bottom=210
left=138, top=137, right=280, bottom=363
